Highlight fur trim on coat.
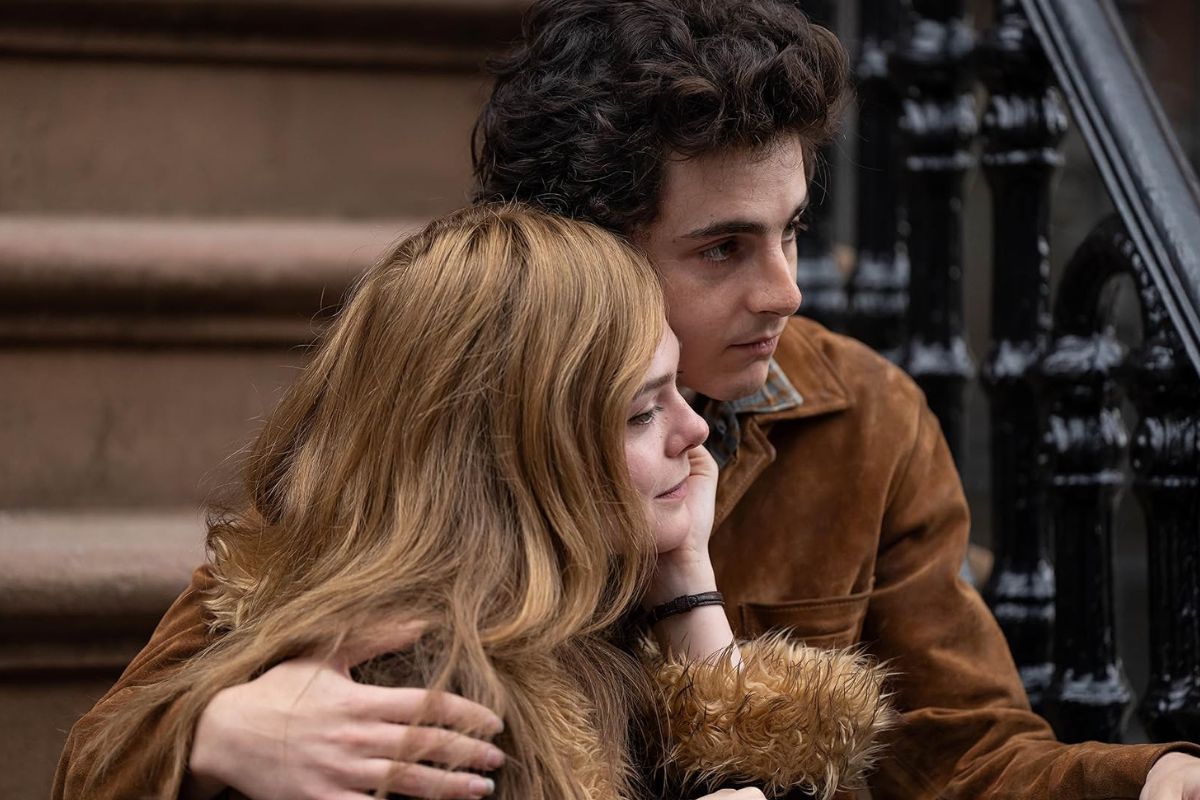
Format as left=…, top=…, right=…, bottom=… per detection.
left=648, top=634, right=894, bottom=800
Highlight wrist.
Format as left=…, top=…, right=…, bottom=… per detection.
left=1149, top=751, right=1196, bottom=778
left=644, top=591, right=725, bottom=627
left=646, top=555, right=716, bottom=606
left=184, top=691, right=233, bottom=799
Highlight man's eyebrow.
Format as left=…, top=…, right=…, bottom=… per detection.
left=681, top=200, right=810, bottom=241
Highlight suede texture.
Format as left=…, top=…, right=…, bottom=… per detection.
left=54, top=316, right=1199, bottom=799
left=707, top=317, right=1199, bottom=798
left=53, top=567, right=215, bottom=800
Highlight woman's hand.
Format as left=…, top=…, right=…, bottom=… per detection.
left=679, top=443, right=719, bottom=558
left=647, top=445, right=720, bottom=605
left=644, top=444, right=738, bottom=666
left=185, top=624, right=505, bottom=800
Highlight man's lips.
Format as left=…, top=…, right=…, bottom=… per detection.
left=655, top=477, right=689, bottom=500
left=731, top=327, right=785, bottom=347
left=730, top=332, right=782, bottom=355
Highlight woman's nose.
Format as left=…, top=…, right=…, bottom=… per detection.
left=670, top=403, right=709, bottom=455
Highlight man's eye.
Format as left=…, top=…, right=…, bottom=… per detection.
left=699, top=240, right=737, bottom=262
left=628, top=406, right=662, bottom=426
left=783, top=215, right=809, bottom=242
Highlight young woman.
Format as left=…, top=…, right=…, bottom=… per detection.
left=57, top=205, right=890, bottom=800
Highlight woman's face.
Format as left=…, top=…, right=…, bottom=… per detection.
left=624, top=331, right=711, bottom=552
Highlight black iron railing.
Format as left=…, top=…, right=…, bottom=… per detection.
left=799, top=0, right=1200, bottom=743
left=847, top=0, right=908, bottom=362
left=977, top=0, right=1064, bottom=714
left=794, top=0, right=850, bottom=333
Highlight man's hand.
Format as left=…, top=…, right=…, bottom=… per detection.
left=1142, top=752, right=1200, bottom=800
left=185, top=623, right=505, bottom=800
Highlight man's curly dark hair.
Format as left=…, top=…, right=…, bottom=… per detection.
left=471, top=0, right=849, bottom=233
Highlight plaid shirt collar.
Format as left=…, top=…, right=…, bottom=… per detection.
left=696, top=358, right=805, bottom=468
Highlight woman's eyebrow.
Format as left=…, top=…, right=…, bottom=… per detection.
left=635, top=372, right=674, bottom=399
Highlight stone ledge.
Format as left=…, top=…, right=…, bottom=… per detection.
left=0, top=0, right=528, bottom=71
left=0, top=509, right=206, bottom=672
left=0, top=216, right=422, bottom=345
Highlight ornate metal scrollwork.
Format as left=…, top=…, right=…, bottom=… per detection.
left=1116, top=231, right=1200, bottom=743
left=1039, top=213, right=1200, bottom=744
left=1039, top=216, right=1139, bottom=743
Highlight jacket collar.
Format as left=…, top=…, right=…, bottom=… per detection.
left=752, top=317, right=854, bottom=423
left=727, top=359, right=805, bottom=416
left=702, top=318, right=854, bottom=441
left=707, top=318, right=854, bottom=527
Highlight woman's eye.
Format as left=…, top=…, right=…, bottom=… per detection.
left=699, top=239, right=738, bottom=262
left=628, top=406, right=663, bottom=426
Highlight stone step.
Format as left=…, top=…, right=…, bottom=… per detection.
left=0, top=0, right=525, bottom=219
left=0, top=508, right=204, bottom=672
left=0, top=508, right=204, bottom=798
left=0, top=215, right=419, bottom=509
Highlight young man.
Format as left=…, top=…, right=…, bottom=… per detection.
left=472, top=1, right=1200, bottom=797
left=56, top=1, right=1200, bottom=799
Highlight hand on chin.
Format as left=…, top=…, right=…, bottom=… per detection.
left=648, top=446, right=719, bottom=604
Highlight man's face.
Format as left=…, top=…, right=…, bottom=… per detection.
left=637, top=135, right=808, bottom=402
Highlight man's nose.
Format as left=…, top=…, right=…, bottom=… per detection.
left=752, top=247, right=803, bottom=316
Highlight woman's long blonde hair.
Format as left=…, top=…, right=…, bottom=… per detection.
left=80, top=204, right=667, bottom=798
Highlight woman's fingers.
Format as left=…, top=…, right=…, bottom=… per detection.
left=353, top=684, right=504, bottom=736
left=686, top=443, right=719, bottom=481
left=359, top=723, right=506, bottom=771
left=352, top=758, right=497, bottom=799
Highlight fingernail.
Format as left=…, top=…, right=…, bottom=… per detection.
left=484, top=747, right=506, bottom=769
left=469, top=776, right=495, bottom=796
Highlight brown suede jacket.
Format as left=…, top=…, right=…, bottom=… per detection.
left=705, top=317, right=1198, bottom=798
left=55, top=316, right=1198, bottom=799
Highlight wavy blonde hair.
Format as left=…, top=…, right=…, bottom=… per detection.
left=79, top=204, right=667, bottom=799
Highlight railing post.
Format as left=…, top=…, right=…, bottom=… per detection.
left=1039, top=220, right=1135, bottom=743
left=892, top=0, right=975, bottom=462
left=795, top=0, right=847, bottom=333
left=847, top=0, right=908, bottom=360
left=1122, top=246, right=1200, bottom=743
left=977, top=0, right=1066, bottom=712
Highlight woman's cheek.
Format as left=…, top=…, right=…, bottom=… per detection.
left=623, top=439, right=656, bottom=500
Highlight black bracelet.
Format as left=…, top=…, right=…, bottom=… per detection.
left=644, top=591, right=724, bottom=627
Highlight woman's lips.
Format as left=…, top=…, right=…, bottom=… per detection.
left=730, top=334, right=780, bottom=357
left=655, top=478, right=689, bottom=501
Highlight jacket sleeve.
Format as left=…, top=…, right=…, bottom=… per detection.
left=52, top=565, right=219, bottom=800
left=647, top=634, right=893, bottom=800
left=865, top=402, right=1200, bottom=799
